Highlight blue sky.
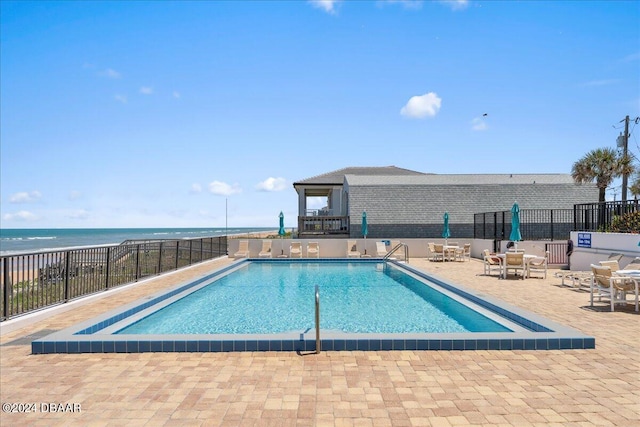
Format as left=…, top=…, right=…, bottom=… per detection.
left=1, top=0, right=639, bottom=229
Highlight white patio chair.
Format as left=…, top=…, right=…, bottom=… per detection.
left=455, top=243, right=471, bottom=262
left=433, top=244, right=445, bottom=262
left=482, top=249, right=502, bottom=276
left=504, top=252, right=526, bottom=279
left=590, top=264, right=638, bottom=312
left=527, top=251, right=549, bottom=279
left=427, top=242, right=437, bottom=261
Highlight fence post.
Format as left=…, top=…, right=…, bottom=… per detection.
left=189, top=240, right=193, bottom=265
left=158, top=242, right=163, bottom=274
left=175, top=241, right=180, bottom=270
left=2, top=258, right=9, bottom=320
left=105, top=247, right=111, bottom=290
left=64, top=251, right=70, bottom=303
left=135, top=244, right=140, bottom=282
left=483, top=214, right=486, bottom=240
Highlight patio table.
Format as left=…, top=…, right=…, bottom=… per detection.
left=496, top=253, right=537, bottom=279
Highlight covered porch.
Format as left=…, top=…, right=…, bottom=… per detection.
left=294, top=184, right=349, bottom=237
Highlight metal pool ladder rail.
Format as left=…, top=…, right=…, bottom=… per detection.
left=383, top=242, right=409, bottom=263
left=315, top=285, right=321, bottom=354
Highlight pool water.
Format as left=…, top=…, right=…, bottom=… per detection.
left=116, top=262, right=511, bottom=335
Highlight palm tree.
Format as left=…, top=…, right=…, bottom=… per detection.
left=630, top=171, right=640, bottom=200
left=571, top=148, right=635, bottom=202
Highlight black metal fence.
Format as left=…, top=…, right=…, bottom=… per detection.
left=1, top=236, right=227, bottom=321
left=474, top=209, right=574, bottom=241
left=574, top=200, right=639, bottom=232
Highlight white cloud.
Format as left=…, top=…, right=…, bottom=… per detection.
left=68, top=191, right=82, bottom=201
left=100, top=68, right=121, bottom=79
left=582, top=79, right=619, bottom=87
left=439, top=0, right=469, bottom=10
left=256, top=177, right=287, bottom=192
left=208, top=181, right=242, bottom=196
left=471, top=117, right=488, bottom=131
left=383, top=0, right=423, bottom=10
left=307, top=197, right=327, bottom=210
left=114, top=94, right=128, bottom=104
left=190, top=183, right=202, bottom=194
left=400, top=92, right=442, bottom=118
left=9, top=191, right=42, bottom=203
left=139, top=87, right=154, bottom=95
left=309, top=0, right=339, bottom=14
left=3, top=210, right=38, bottom=221
left=621, top=52, right=640, bottom=63
left=67, top=209, right=90, bottom=220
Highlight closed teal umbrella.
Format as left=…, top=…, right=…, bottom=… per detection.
left=278, top=212, right=285, bottom=237
left=509, top=202, right=522, bottom=250
left=362, top=211, right=368, bottom=254
left=442, top=212, right=451, bottom=245
left=278, top=212, right=285, bottom=255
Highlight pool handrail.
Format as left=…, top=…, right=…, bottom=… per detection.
left=315, top=284, right=321, bottom=354
left=383, top=243, right=409, bottom=263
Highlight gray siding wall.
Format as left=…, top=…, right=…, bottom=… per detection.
left=348, top=183, right=598, bottom=238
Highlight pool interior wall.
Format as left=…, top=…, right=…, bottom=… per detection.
left=32, top=259, right=595, bottom=353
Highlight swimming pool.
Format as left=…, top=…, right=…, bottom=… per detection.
left=32, top=259, right=595, bottom=353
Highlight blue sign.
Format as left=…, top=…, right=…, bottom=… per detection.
left=577, top=233, right=591, bottom=248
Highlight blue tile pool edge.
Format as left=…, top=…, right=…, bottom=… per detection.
left=31, top=259, right=595, bottom=353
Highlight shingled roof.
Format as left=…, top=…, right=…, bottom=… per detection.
left=344, top=174, right=578, bottom=186
left=293, top=166, right=426, bottom=186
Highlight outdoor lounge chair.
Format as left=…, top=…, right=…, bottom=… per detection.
left=504, top=252, right=526, bottom=279
left=306, top=242, right=320, bottom=258
left=624, top=257, right=640, bottom=270
left=527, top=251, right=549, bottom=279
left=600, top=260, right=621, bottom=272
left=347, top=240, right=361, bottom=258
left=234, top=240, right=250, bottom=258
left=290, top=242, right=302, bottom=258
left=554, top=270, right=592, bottom=289
left=258, top=240, right=272, bottom=258
left=482, top=249, right=502, bottom=276
left=590, top=264, right=638, bottom=312
left=376, top=241, right=388, bottom=257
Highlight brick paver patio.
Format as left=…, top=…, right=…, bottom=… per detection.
left=1, top=256, right=638, bottom=426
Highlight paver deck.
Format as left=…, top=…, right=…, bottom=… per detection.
left=1, top=256, right=638, bottom=426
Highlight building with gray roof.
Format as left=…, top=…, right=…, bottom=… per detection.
left=293, top=166, right=599, bottom=238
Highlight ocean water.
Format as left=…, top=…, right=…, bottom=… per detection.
left=0, top=228, right=275, bottom=256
